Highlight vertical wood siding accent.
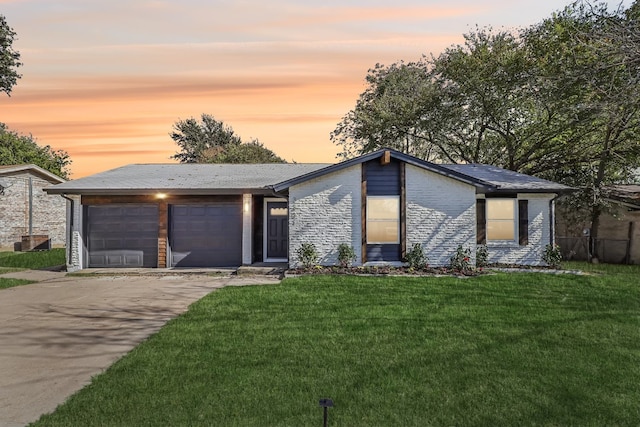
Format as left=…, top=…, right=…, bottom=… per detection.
left=365, top=159, right=401, bottom=195
left=361, top=164, right=367, bottom=263
left=252, top=195, right=264, bottom=263
left=476, top=199, right=487, bottom=244
left=519, top=199, right=529, bottom=246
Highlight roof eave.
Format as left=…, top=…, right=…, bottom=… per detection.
left=0, top=164, right=65, bottom=184
left=273, top=148, right=497, bottom=191
left=482, top=187, right=576, bottom=195
left=43, top=187, right=276, bottom=196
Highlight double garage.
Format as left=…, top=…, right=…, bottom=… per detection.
left=85, top=198, right=242, bottom=268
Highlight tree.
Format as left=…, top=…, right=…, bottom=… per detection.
left=331, top=62, right=442, bottom=161
left=200, top=140, right=286, bottom=164
left=526, top=1, right=640, bottom=258
left=331, top=27, right=593, bottom=175
left=0, top=14, right=22, bottom=96
left=171, top=114, right=286, bottom=164
left=332, top=0, right=640, bottom=261
left=0, top=123, right=71, bottom=178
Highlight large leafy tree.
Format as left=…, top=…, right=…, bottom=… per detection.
left=526, top=1, right=640, bottom=251
left=0, top=14, right=22, bottom=96
left=332, top=0, right=640, bottom=259
left=171, top=114, right=285, bottom=164
left=0, top=123, right=71, bottom=179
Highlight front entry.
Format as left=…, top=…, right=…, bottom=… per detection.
left=264, top=199, right=288, bottom=261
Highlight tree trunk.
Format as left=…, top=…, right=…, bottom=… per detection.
left=589, top=127, right=612, bottom=263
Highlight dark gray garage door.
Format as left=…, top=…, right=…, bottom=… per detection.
left=87, top=204, right=159, bottom=268
left=170, top=202, right=242, bottom=267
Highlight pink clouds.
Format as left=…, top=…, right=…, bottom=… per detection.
left=2, top=0, right=612, bottom=177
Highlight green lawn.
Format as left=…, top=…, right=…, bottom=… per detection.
left=0, top=277, right=34, bottom=289
left=0, top=248, right=65, bottom=289
left=33, top=264, right=640, bottom=426
left=0, top=248, right=65, bottom=269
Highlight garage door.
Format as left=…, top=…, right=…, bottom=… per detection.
left=87, top=204, right=159, bottom=268
left=170, top=202, right=242, bottom=267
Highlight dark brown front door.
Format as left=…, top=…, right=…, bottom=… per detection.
left=266, top=201, right=288, bottom=259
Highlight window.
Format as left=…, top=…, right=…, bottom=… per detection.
left=367, top=196, right=399, bottom=244
left=486, top=199, right=516, bottom=241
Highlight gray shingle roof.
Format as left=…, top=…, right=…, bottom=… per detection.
left=441, top=164, right=572, bottom=192
left=45, top=150, right=572, bottom=196
left=45, top=163, right=331, bottom=195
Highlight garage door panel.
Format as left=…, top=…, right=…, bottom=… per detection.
left=87, top=204, right=158, bottom=268
left=170, top=202, right=242, bottom=267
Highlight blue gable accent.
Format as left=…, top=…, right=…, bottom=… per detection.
left=365, top=158, right=400, bottom=196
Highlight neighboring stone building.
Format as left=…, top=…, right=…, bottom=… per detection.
left=0, top=165, right=66, bottom=250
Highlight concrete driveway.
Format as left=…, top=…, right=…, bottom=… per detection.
left=0, top=272, right=280, bottom=427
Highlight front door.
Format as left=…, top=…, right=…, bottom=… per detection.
left=265, top=200, right=288, bottom=260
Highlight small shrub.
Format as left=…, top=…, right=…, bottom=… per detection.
left=542, top=244, right=562, bottom=268
left=476, top=245, right=489, bottom=267
left=404, top=243, right=428, bottom=269
left=337, top=243, right=357, bottom=267
left=449, top=245, right=472, bottom=272
left=296, top=243, right=319, bottom=268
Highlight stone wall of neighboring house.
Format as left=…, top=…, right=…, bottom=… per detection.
left=289, top=165, right=362, bottom=267
left=0, top=172, right=67, bottom=250
left=405, top=164, right=477, bottom=266
left=486, top=194, right=555, bottom=266
left=557, top=208, right=640, bottom=264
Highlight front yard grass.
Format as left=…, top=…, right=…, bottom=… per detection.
left=0, top=277, right=35, bottom=289
left=33, top=265, right=640, bottom=426
left=0, top=248, right=65, bottom=270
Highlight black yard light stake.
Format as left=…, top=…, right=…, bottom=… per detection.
left=319, top=398, right=333, bottom=427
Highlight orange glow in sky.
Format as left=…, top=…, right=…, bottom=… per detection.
left=1, top=0, right=626, bottom=177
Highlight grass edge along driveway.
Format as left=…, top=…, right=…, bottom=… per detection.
left=33, top=265, right=640, bottom=426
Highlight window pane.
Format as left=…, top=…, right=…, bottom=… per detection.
left=487, top=199, right=514, bottom=221
left=487, top=220, right=515, bottom=240
left=368, top=197, right=399, bottom=220
left=368, top=220, right=399, bottom=243
left=270, top=207, right=288, bottom=216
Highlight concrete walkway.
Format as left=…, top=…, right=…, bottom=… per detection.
left=0, top=272, right=280, bottom=427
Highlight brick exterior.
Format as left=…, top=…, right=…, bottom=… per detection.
left=485, top=194, right=554, bottom=266
left=0, top=171, right=66, bottom=250
left=289, top=165, right=362, bottom=267
left=288, top=163, right=554, bottom=268
left=405, top=164, right=477, bottom=266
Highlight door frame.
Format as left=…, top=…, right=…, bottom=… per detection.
left=263, top=197, right=288, bottom=262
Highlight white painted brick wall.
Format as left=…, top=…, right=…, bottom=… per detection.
left=67, top=195, right=83, bottom=272
left=0, top=172, right=67, bottom=249
left=289, top=165, right=362, bottom=267
left=406, top=164, right=477, bottom=266
left=486, top=194, right=554, bottom=266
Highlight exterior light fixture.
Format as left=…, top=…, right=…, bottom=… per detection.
left=319, top=398, right=334, bottom=427
left=156, top=193, right=167, bottom=199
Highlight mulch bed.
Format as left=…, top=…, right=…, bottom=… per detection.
left=286, top=263, right=559, bottom=277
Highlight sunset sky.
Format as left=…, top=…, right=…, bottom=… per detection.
left=1, top=0, right=630, bottom=177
